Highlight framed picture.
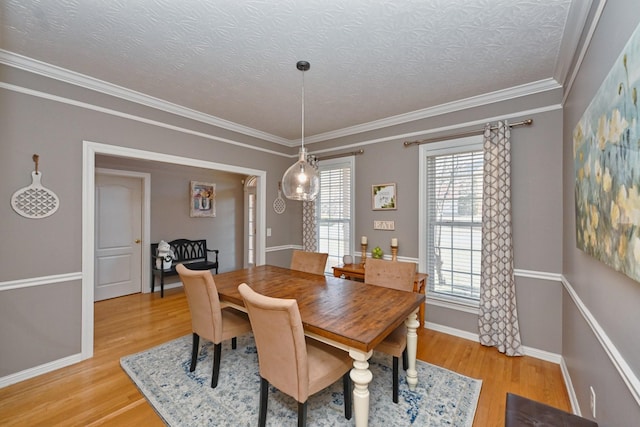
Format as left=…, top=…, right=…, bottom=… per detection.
left=372, top=183, right=397, bottom=210
left=190, top=181, right=216, bottom=217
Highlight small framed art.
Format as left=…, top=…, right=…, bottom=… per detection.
left=372, top=183, right=397, bottom=210
left=190, top=181, right=216, bottom=217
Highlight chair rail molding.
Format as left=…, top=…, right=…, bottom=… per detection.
left=0, top=272, right=82, bottom=292
left=561, top=275, right=640, bottom=408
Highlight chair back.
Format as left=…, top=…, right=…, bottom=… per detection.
left=176, top=264, right=223, bottom=343
left=364, top=258, right=416, bottom=291
left=290, top=250, right=328, bottom=275
left=238, top=283, right=310, bottom=402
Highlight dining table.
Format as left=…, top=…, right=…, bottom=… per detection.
left=212, top=265, right=425, bottom=427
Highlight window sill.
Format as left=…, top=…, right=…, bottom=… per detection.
left=426, top=294, right=479, bottom=314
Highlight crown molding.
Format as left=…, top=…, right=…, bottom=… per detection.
left=553, top=0, right=594, bottom=86
left=304, top=78, right=561, bottom=144
left=0, top=81, right=293, bottom=158
left=0, top=49, right=291, bottom=146
left=308, top=103, right=562, bottom=156
left=2, top=49, right=563, bottom=149
left=562, top=0, right=607, bottom=105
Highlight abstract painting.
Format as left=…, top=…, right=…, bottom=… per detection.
left=190, top=181, right=216, bottom=217
left=574, top=22, right=640, bottom=282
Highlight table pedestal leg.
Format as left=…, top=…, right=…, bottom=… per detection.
left=405, top=308, right=420, bottom=390
left=349, top=349, right=373, bottom=427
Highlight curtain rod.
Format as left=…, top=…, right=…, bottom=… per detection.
left=315, top=149, right=364, bottom=161
left=403, top=119, right=533, bottom=147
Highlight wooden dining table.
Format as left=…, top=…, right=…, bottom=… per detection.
left=212, top=265, right=425, bottom=427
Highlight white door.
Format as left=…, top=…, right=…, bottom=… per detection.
left=95, top=173, right=143, bottom=301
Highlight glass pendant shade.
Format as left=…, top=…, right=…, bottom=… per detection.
left=282, top=60, right=319, bottom=201
left=282, top=146, right=319, bottom=201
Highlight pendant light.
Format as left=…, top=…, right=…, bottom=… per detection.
left=281, top=61, right=319, bottom=201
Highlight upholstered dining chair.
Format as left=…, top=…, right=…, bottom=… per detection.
left=176, top=264, right=252, bottom=388
left=364, top=257, right=417, bottom=403
left=237, top=283, right=352, bottom=427
left=290, top=250, right=329, bottom=275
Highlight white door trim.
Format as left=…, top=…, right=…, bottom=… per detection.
left=82, top=141, right=267, bottom=359
left=95, top=168, right=151, bottom=297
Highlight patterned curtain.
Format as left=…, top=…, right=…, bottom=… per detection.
left=302, top=201, right=317, bottom=251
left=478, top=121, right=523, bottom=356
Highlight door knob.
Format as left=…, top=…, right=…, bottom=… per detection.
left=135, top=239, right=141, bottom=244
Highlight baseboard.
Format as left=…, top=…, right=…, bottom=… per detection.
left=0, top=353, right=82, bottom=388
left=151, top=281, right=183, bottom=293
left=425, top=321, right=562, bottom=364
left=560, top=356, right=583, bottom=416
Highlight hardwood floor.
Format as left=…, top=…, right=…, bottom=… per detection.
left=0, top=288, right=571, bottom=426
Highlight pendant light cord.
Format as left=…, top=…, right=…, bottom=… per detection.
left=301, top=69, right=305, bottom=151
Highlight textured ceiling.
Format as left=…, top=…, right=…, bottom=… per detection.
left=1, top=0, right=580, bottom=144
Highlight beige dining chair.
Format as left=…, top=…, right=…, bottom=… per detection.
left=238, top=283, right=352, bottom=427
left=290, top=250, right=329, bottom=275
left=176, top=264, right=252, bottom=388
left=364, top=257, right=417, bottom=403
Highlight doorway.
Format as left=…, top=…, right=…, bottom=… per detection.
left=82, top=141, right=267, bottom=359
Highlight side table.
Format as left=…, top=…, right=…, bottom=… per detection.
left=332, top=263, right=427, bottom=327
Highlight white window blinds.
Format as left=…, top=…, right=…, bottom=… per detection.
left=425, top=144, right=483, bottom=301
left=316, top=157, right=354, bottom=273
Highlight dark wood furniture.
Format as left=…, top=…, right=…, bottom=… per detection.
left=213, top=265, right=425, bottom=427
left=505, top=393, right=598, bottom=426
left=332, top=263, right=428, bottom=326
left=151, top=239, right=219, bottom=297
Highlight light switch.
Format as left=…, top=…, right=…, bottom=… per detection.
left=266, top=227, right=272, bottom=237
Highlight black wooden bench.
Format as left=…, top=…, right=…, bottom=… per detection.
left=151, top=239, right=219, bottom=297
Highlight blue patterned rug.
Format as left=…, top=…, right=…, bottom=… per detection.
left=121, top=334, right=481, bottom=426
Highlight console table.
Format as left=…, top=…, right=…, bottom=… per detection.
left=332, top=263, right=427, bottom=326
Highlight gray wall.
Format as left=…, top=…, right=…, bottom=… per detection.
left=562, top=1, right=640, bottom=425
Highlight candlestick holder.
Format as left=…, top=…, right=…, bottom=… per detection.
left=360, top=243, right=367, bottom=266
left=391, top=245, right=398, bottom=261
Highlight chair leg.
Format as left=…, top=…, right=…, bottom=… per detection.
left=211, top=343, right=221, bottom=388
left=258, top=377, right=269, bottom=427
left=393, top=356, right=399, bottom=403
left=190, top=333, right=200, bottom=372
left=231, top=337, right=237, bottom=349
left=297, top=401, right=307, bottom=427
left=402, top=347, right=408, bottom=371
left=343, top=372, right=352, bottom=420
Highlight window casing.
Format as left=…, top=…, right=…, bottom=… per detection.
left=316, top=157, right=355, bottom=274
left=420, top=136, right=483, bottom=303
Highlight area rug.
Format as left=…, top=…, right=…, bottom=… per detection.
left=121, top=334, right=481, bottom=426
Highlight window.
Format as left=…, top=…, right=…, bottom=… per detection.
left=420, top=136, right=483, bottom=302
left=316, top=157, right=354, bottom=273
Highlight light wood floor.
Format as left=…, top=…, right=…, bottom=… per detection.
left=0, top=288, right=571, bottom=426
